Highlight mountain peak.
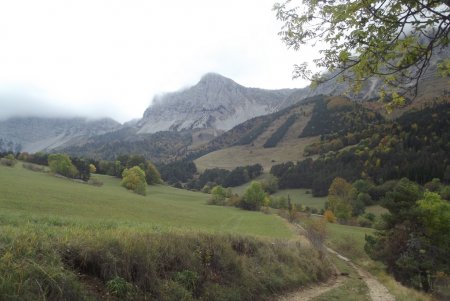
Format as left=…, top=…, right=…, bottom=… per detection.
left=198, top=73, right=236, bottom=86
left=138, top=73, right=296, bottom=134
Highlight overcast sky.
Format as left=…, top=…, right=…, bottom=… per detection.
left=0, top=0, right=316, bottom=123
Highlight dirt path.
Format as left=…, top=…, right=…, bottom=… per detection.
left=277, top=274, right=345, bottom=301
left=278, top=224, right=395, bottom=301
left=326, top=246, right=395, bottom=301
left=349, top=262, right=395, bottom=301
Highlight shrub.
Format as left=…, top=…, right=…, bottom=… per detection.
left=357, top=192, right=373, bottom=206
left=440, top=185, right=450, bottom=200
left=324, top=210, right=336, bottom=223
left=424, top=178, right=441, bottom=192
left=89, top=163, right=97, bottom=173
left=261, top=174, right=279, bottom=194
left=160, top=281, right=194, bottom=301
left=22, top=162, right=45, bottom=172
left=304, top=218, right=327, bottom=256
left=174, top=270, right=199, bottom=292
left=227, top=194, right=241, bottom=207
left=121, top=166, right=147, bottom=195
left=357, top=215, right=373, bottom=228
left=208, top=185, right=227, bottom=205
left=0, top=157, right=17, bottom=167
left=106, top=276, right=135, bottom=298
left=87, top=177, right=104, bottom=187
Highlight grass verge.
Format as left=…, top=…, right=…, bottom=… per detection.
left=0, top=223, right=332, bottom=300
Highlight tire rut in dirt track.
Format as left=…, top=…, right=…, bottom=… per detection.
left=276, top=274, right=345, bottom=301
left=350, top=262, right=395, bottom=301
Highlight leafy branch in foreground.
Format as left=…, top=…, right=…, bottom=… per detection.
left=274, top=0, right=450, bottom=106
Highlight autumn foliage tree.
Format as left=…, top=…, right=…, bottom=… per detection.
left=121, top=166, right=147, bottom=196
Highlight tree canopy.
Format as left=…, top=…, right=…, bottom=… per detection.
left=365, top=179, right=450, bottom=292
left=274, top=0, right=450, bottom=106
left=241, top=181, right=266, bottom=211
left=48, top=154, right=78, bottom=178
left=121, top=166, right=147, bottom=196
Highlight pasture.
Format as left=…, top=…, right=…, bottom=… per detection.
left=0, top=163, right=292, bottom=238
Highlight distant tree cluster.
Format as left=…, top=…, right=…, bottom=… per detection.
left=61, top=128, right=192, bottom=163
left=157, top=160, right=197, bottom=185
left=263, top=114, right=298, bottom=148
left=96, top=154, right=161, bottom=185
left=188, top=164, right=263, bottom=190
left=299, top=97, right=383, bottom=138
left=234, top=120, right=273, bottom=146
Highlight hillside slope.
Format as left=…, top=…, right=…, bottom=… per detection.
left=193, top=97, right=322, bottom=171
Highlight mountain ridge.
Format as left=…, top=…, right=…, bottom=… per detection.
left=0, top=116, right=120, bottom=153
left=137, top=73, right=298, bottom=134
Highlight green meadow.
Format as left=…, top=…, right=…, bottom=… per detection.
left=272, top=188, right=327, bottom=210
left=230, top=176, right=327, bottom=211
left=0, top=163, right=335, bottom=300
left=0, top=163, right=292, bottom=238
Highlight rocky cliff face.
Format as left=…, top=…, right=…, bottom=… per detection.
left=0, top=117, right=120, bottom=153
left=137, top=73, right=297, bottom=134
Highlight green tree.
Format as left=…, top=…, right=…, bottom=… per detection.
left=327, top=177, right=358, bottom=220
left=121, top=166, right=147, bottom=196
left=262, top=174, right=279, bottom=194
left=209, top=185, right=227, bottom=205
left=145, top=161, right=162, bottom=185
left=274, top=0, right=450, bottom=106
left=48, top=154, right=78, bottom=178
left=240, top=181, right=266, bottom=211
left=365, top=179, right=450, bottom=291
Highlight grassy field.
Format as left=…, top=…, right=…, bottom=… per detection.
left=230, top=180, right=327, bottom=211
left=0, top=163, right=336, bottom=300
left=0, top=163, right=292, bottom=238
left=273, top=188, right=327, bottom=210
left=325, top=222, right=375, bottom=261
